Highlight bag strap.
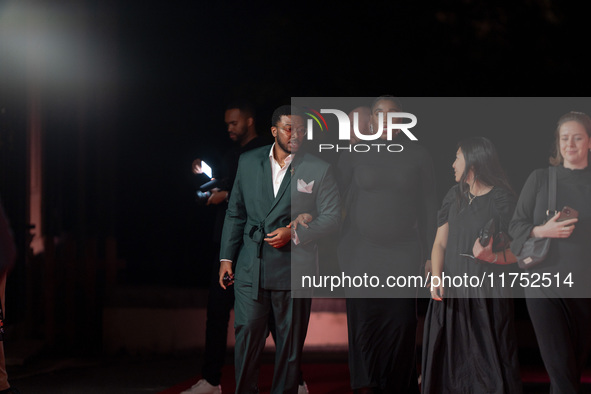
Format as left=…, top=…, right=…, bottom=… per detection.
left=546, top=166, right=557, bottom=216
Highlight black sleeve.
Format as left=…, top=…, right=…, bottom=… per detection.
left=437, top=185, right=458, bottom=228
left=417, top=148, right=439, bottom=259
left=294, top=165, right=341, bottom=245
left=509, top=169, right=545, bottom=255
left=336, top=152, right=356, bottom=226
left=336, top=151, right=354, bottom=197
left=216, top=146, right=240, bottom=192
left=492, top=188, right=517, bottom=235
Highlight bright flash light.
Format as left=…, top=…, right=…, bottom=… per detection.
left=201, top=161, right=213, bottom=179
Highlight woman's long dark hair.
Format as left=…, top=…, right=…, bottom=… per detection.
left=456, top=137, right=514, bottom=205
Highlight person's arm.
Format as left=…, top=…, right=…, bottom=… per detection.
left=508, top=169, right=577, bottom=258
left=289, top=213, right=314, bottom=230
left=219, top=157, right=248, bottom=284
left=418, top=148, right=439, bottom=275
left=288, top=213, right=313, bottom=245
left=474, top=188, right=519, bottom=264
left=263, top=227, right=292, bottom=248
left=208, top=148, right=237, bottom=205
left=428, top=185, right=456, bottom=299
left=530, top=212, right=577, bottom=239
left=291, top=166, right=341, bottom=245
left=219, top=260, right=233, bottom=289
left=207, top=189, right=229, bottom=205
left=509, top=170, right=542, bottom=255
left=430, top=223, right=449, bottom=301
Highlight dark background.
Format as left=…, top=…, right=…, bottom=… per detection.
left=1, top=0, right=591, bottom=327
left=114, top=0, right=591, bottom=287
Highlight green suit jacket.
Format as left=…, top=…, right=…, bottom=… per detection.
left=220, top=145, right=340, bottom=298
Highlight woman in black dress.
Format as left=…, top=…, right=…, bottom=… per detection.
left=338, top=96, right=438, bottom=393
left=421, top=137, right=522, bottom=393
left=509, top=111, right=591, bottom=392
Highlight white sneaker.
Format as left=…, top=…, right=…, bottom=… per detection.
left=298, top=381, right=309, bottom=394
left=180, top=378, right=222, bottom=394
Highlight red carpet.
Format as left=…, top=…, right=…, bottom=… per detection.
left=161, top=364, right=591, bottom=393
left=160, top=363, right=353, bottom=394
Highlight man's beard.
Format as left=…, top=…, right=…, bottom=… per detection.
left=277, top=137, right=301, bottom=155
left=231, top=126, right=248, bottom=144
left=276, top=137, right=291, bottom=155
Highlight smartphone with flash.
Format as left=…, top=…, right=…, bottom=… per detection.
left=557, top=206, right=578, bottom=222
left=201, top=161, right=213, bottom=179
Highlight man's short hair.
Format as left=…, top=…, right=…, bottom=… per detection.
left=271, top=105, right=303, bottom=127
left=226, top=99, right=256, bottom=121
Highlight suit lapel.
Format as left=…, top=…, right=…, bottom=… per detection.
left=261, top=153, right=275, bottom=205
left=272, top=153, right=305, bottom=210
left=269, top=163, right=291, bottom=212
left=291, top=154, right=304, bottom=178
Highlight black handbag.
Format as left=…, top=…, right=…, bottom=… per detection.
left=477, top=217, right=512, bottom=263
left=516, top=167, right=556, bottom=269
left=478, top=217, right=512, bottom=253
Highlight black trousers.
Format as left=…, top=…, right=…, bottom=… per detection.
left=201, top=260, right=235, bottom=386
left=346, top=298, right=419, bottom=393
left=233, top=283, right=311, bottom=394
left=526, top=297, right=591, bottom=394
left=200, top=260, right=303, bottom=388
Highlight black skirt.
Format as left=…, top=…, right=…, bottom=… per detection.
left=421, top=297, right=522, bottom=394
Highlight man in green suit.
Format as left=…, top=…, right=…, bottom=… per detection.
left=219, top=105, right=340, bottom=394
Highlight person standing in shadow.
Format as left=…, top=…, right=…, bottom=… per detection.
left=183, top=100, right=268, bottom=394
left=0, top=200, right=19, bottom=394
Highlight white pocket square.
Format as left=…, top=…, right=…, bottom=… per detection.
left=297, top=179, right=314, bottom=194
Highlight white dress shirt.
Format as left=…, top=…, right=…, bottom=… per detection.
left=269, top=143, right=293, bottom=197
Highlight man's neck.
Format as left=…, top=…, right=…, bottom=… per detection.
left=273, top=144, right=290, bottom=168
left=239, top=130, right=258, bottom=147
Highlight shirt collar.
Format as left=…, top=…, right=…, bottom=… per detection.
left=269, top=143, right=293, bottom=167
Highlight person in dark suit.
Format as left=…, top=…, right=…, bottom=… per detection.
left=219, top=105, right=340, bottom=394
left=183, top=100, right=269, bottom=394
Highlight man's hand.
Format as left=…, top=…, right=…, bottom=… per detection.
left=207, top=188, right=228, bottom=205
left=264, top=227, right=291, bottom=248
left=219, top=260, right=233, bottom=290
left=288, top=213, right=313, bottom=230
left=192, top=158, right=203, bottom=174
